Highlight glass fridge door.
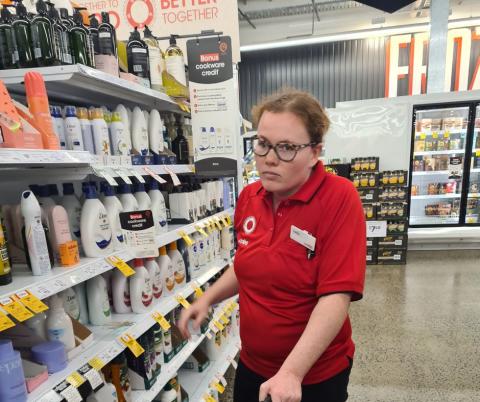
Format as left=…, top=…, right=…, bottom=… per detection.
left=465, top=105, right=480, bottom=225
left=410, top=105, right=470, bottom=226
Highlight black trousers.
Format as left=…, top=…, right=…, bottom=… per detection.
left=233, top=359, right=352, bottom=402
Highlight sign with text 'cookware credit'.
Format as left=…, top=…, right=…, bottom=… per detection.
left=187, top=36, right=238, bottom=176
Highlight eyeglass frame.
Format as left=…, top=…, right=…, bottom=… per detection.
left=251, top=135, right=320, bottom=162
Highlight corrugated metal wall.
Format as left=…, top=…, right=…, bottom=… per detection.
left=239, top=37, right=388, bottom=120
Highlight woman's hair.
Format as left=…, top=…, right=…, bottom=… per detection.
left=252, top=89, right=330, bottom=144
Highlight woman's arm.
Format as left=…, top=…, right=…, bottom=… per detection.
left=259, top=293, right=351, bottom=402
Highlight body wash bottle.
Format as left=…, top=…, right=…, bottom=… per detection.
left=131, top=106, right=149, bottom=156
left=64, top=106, right=85, bottom=151
left=61, top=183, right=82, bottom=252
left=117, top=183, right=139, bottom=212
left=112, top=267, right=131, bottom=313
left=90, top=107, right=111, bottom=156
left=100, top=182, right=124, bottom=251
left=157, top=246, right=174, bottom=295
left=143, top=26, right=163, bottom=91
left=87, top=275, right=112, bottom=325
left=167, top=242, right=186, bottom=287
left=46, top=294, right=76, bottom=351
left=129, top=259, right=153, bottom=313
left=147, top=180, right=167, bottom=234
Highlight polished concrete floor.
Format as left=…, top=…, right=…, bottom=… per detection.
left=225, top=250, right=480, bottom=401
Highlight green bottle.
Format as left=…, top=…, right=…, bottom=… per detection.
left=75, top=7, right=95, bottom=67
left=0, top=4, right=19, bottom=70
left=88, top=14, right=100, bottom=57
left=12, top=0, right=35, bottom=68
left=99, top=11, right=117, bottom=57
left=59, top=8, right=73, bottom=29
left=30, top=0, right=59, bottom=66
left=46, top=1, right=72, bottom=65
left=69, top=9, right=89, bottom=66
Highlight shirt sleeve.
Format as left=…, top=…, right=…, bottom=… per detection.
left=316, top=181, right=366, bottom=301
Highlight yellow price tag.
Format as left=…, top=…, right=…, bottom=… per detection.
left=120, top=334, right=145, bottom=357
left=66, top=372, right=86, bottom=388
left=225, top=215, right=232, bottom=226
left=15, top=290, right=48, bottom=313
left=152, top=312, right=171, bottom=331
left=88, top=357, right=106, bottom=371
left=0, top=297, right=34, bottom=322
left=432, top=132, right=439, bottom=139
left=175, top=295, right=191, bottom=309
left=232, top=301, right=238, bottom=309
left=219, top=314, right=229, bottom=325
left=420, top=133, right=426, bottom=139
left=220, top=216, right=229, bottom=227
left=212, top=382, right=225, bottom=394
left=195, top=225, right=209, bottom=238
left=213, top=320, right=225, bottom=331
left=213, top=218, right=223, bottom=231
left=476, top=150, right=480, bottom=157
left=0, top=311, right=15, bottom=332
left=193, top=285, right=204, bottom=298
left=204, top=394, right=216, bottom=402
left=444, top=131, right=450, bottom=138
left=106, top=256, right=136, bottom=277
left=204, top=221, right=213, bottom=234
left=178, top=230, right=194, bottom=247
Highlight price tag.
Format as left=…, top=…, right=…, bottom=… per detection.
left=83, top=368, right=104, bottom=389
left=143, top=166, right=167, bottom=184
left=128, top=168, right=146, bottom=184
left=60, top=385, right=82, bottom=402
left=195, top=225, right=209, bottom=238
left=0, top=311, right=15, bottom=332
left=152, top=312, right=171, bottom=330
left=66, top=372, right=86, bottom=388
left=114, top=168, right=133, bottom=185
left=220, top=216, right=229, bottom=227
left=208, top=322, right=219, bottom=334
left=216, top=374, right=227, bottom=387
left=93, top=167, right=118, bottom=186
left=0, top=297, right=34, bottom=322
left=476, top=150, right=480, bottom=157
left=37, top=390, right=63, bottom=402
left=88, top=357, right=106, bottom=371
left=366, top=221, right=387, bottom=238
left=178, top=230, right=194, bottom=247
left=15, top=290, right=49, bottom=313
left=213, top=320, right=225, bottom=331
left=420, top=133, right=426, bottom=139
left=228, top=356, right=238, bottom=369
left=164, top=166, right=182, bottom=187
left=205, top=221, right=213, bottom=234
left=213, top=218, right=223, bottom=230
left=219, top=314, right=229, bottom=325
left=225, top=215, right=232, bottom=226
left=432, top=132, right=439, bottom=139
left=175, top=295, right=191, bottom=309
left=120, top=334, right=145, bottom=357
left=191, top=283, right=204, bottom=297
left=203, top=394, right=216, bottom=402
left=205, top=330, right=213, bottom=340
left=212, top=381, right=225, bottom=394
left=106, top=256, right=136, bottom=277
left=444, top=131, right=450, bottom=138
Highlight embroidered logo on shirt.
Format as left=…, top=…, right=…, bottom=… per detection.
left=238, top=238, right=249, bottom=247
left=243, top=216, right=257, bottom=234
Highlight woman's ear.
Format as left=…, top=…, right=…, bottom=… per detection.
left=310, top=144, right=322, bottom=167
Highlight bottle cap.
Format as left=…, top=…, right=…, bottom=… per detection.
left=89, top=14, right=99, bottom=28
left=91, top=108, right=104, bottom=120
left=169, top=241, right=178, bottom=251
left=62, top=183, right=75, bottom=195
left=64, top=106, right=77, bottom=118
left=101, top=181, right=115, bottom=196
left=134, top=258, right=143, bottom=268
left=48, top=184, right=59, bottom=196
left=169, top=35, right=177, bottom=45
left=104, top=111, right=112, bottom=124
left=77, top=107, right=89, bottom=120
left=146, top=257, right=154, bottom=262
left=39, top=185, right=51, bottom=198
left=84, top=185, right=98, bottom=199
left=111, top=112, right=122, bottom=122
left=133, top=182, right=145, bottom=193
left=159, top=246, right=167, bottom=255
left=148, top=179, right=159, bottom=191
left=101, top=11, right=110, bottom=23
left=118, top=183, right=132, bottom=194
left=144, top=25, right=154, bottom=38
left=129, top=27, right=141, bottom=41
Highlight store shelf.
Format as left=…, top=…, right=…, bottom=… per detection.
left=412, top=170, right=452, bottom=176
left=180, top=337, right=240, bottom=402
left=108, top=164, right=195, bottom=177
left=131, top=297, right=239, bottom=402
left=468, top=193, right=480, bottom=198
left=409, top=226, right=480, bottom=250
left=411, top=194, right=461, bottom=200
left=2, top=65, right=184, bottom=113
left=0, top=149, right=94, bottom=166
left=415, top=129, right=467, bottom=137
left=471, top=168, right=480, bottom=173
left=413, top=149, right=465, bottom=156
left=411, top=216, right=459, bottom=225
left=27, top=259, right=232, bottom=402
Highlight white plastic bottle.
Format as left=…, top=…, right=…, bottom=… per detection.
left=145, top=257, right=162, bottom=300
left=61, top=183, right=82, bottom=252
left=167, top=242, right=186, bottom=286
left=143, top=110, right=150, bottom=130
left=112, top=268, right=132, bottom=313
left=86, top=275, right=112, bottom=325
left=59, top=287, right=80, bottom=321
left=189, top=233, right=200, bottom=280
left=160, top=382, right=177, bottom=402
left=74, top=282, right=89, bottom=325
left=213, top=227, right=221, bottom=258
left=64, top=106, right=85, bottom=151
left=90, top=108, right=111, bottom=155
left=118, top=183, right=139, bottom=212
left=25, top=312, right=47, bottom=340
left=110, top=112, right=129, bottom=156
left=221, top=224, right=234, bottom=259
left=46, top=294, right=76, bottom=351
left=21, top=190, right=52, bottom=276
left=115, top=104, right=133, bottom=154
left=129, top=259, right=153, bottom=313
left=133, top=183, right=152, bottom=211
left=148, top=180, right=168, bottom=234
left=149, top=109, right=164, bottom=156
left=80, top=185, right=113, bottom=257
left=196, top=232, right=206, bottom=267
left=100, top=182, right=124, bottom=251
left=78, top=107, right=96, bottom=154
left=131, top=106, right=149, bottom=156
left=50, top=106, right=67, bottom=149
left=157, top=246, right=174, bottom=295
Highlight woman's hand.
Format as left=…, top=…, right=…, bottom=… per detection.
left=177, top=297, right=210, bottom=339
left=259, top=369, right=302, bottom=402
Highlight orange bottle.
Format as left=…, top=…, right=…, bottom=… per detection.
left=24, top=71, right=60, bottom=150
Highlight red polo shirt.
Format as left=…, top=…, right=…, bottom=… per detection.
left=233, top=162, right=366, bottom=384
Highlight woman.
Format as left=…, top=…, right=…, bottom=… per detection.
left=178, top=90, right=366, bottom=402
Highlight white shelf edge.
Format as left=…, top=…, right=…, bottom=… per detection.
left=414, top=129, right=467, bottom=137
left=131, top=297, right=239, bottom=402
left=0, top=149, right=94, bottom=166
left=413, top=150, right=466, bottom=156
left=411, top=194, right=462, bottom=200
left=27, top=260, right=233, bottom=402
left=412, top=170, right=452, bottom=176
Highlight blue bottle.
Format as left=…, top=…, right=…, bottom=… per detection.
left=0, top=340, right=27, bottom=402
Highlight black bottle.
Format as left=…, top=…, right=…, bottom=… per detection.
left=69, top=8, right=91, bottom=66
left=98, top=11, right=116, bottom=57
left=0, top=4, right=19, bottom=70
left=12, top=0, right=35, bottom=68
left=88, top=13, right=100, bottom=57
left=30, top=0, right=59, bottom=66
left=59, top=8, right=73, bottom=29
left=172, top=126, right=189, bottom=164
left=46, top=1, right=72, bottom=65
left=127, top=27, right=150, bottom=83
left=75, top=7, right=95, bottom=67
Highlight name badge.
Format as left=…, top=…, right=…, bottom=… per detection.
left=290, top=225, right=316, bottom=251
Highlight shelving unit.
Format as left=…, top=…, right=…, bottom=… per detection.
left=413, top=149, right=465, bottom=156
left=414, top=129, right=467, bottom=137
left=411, top=194, right=462, bottom=200
left=410, top=216, right=459, bottom=225
left=412, top=170, right=452, bottom=176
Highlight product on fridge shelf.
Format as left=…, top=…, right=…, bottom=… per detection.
left=46, top=294, right=76, bottom=351
left=74, top=282, right=89, bottom=324
left=0, top=340, right=28, bottom=401
left=21, top=190, right=53, bottom=275
left=0, top=213, right=12, bottom=286
left=158, top=245, right=175, bottom=295
left=168, top=241, right=186, bottom=286
left=118, top=183, right=139, bottom=212
left=0, top=4, right=19, bottom=70
left=131, top=106, right=149, bottom=157
left=110, top=111, right=130, bottom=155
left=77, top=107, right=95, bottom=154
left=112, top=267, right=132, bottom=313
left=90, top=107, right=111, bottom=155
left=143, top=26, right=163, bottom=91
left=31, top=0, right=58, bottom=67
left=80, top=185, right=113, bottom=257
left=127, top=26, right=150, bottom=86
left=102, top=352, right=132, bottom=402
left=130, top=259, right=153, bottom=313
left=86, top=274, right=112, bottom=325
left=133, top=182, right=152, bottom=210
left=163, top=35, right=187, bottom=97
left=24, top=71, right=60, bottom=149
left=100, top=181, right=124, bottom=250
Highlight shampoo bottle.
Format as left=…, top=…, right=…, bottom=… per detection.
left=74, top=282, right=89, bottom=324
left=0, top=340, right=28, bottom=401
left=95, top=11, right=118, bottom=76
left=69, top=8, right=90, bottom=66
left=86, top=274, right=112, bottom=325
left=31, top=0, right=58, bottom=67
left=127, top=26, right=150, bottom=84
left=131, top=106, right=149, bottom=156
left=64, top=106, right=85, bottom=150
left=143, top=26, right=163, bottom=91
left=46, top=1, right=72, bottom=65
left=90, top=107, right=111, bottom=155
left=145, top=257, right=162, bottom=300
left=117, top=183, right=139, bottom=212
left=164, top=35, right=186, bottom=93
left=61, top=183, right=82, bottom=251
left=50, top=106, right=67, bottom=149
left=46, top=294, right=76, bottom=351
left=129, top=259, right=153, bottom=313
left=13, top=0, right=35, bottom=68
left=157, top=246, right=174, bottom=295
left=21, top=190, right=52, bottom=275
left=112, top=267, right=131, bottom=313
left=167, top=242, right=186, bottom=286
left=110, top=112, right=129, bottom=156
left=100, top=182, right=124, bottom=250
left=148, top=109, right=164, bottom=157
left=115, top=104, right=132, bottom=154
left=171, top=126, right=189, bottom=164
left=77, top=107, right=95, bottom=154
left=59, top=287, right=80, bottom=321
left=0, top=4, right=19, bottom=70
left=80, top=185, right=113, bottom=257
left=133, top=182, right=151, bottom=211
left=147, top=180, right=167, bottom=234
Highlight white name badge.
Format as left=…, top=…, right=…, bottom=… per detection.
left=290, top=225, right=316, bottom=251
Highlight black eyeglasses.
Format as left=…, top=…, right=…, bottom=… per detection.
left=252, top=136, right=318, bottom=162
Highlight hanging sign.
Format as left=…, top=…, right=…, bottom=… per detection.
left=187, top=36, right=238, bottom=176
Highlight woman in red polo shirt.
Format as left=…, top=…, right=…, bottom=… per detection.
left=179, top=90, right=366, bottom=402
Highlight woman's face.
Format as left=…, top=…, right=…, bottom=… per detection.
left=255, top=111, right=322, bottom=199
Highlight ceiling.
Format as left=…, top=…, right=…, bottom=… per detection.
left=238, top=0, right=480, bottom=47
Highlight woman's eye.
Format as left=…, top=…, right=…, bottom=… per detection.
left=278, top=143, right=295, bottom=151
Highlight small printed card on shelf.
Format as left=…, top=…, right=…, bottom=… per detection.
left=0, top=311, right=15, bottom=332
left=15, top=290, right=49, bottom=313
left=106, top=256, right=136, bottom=277
left=175, top=295, right=191, bottom=309
left=0, top=296, right=34, bottom=322
left=152, top=312, right=171, bottom=330
left=178, top=230, right=194, bottom=247
left=119, top=210, right=158, bottom=258
left=120, top=334, right=145, bottom=357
